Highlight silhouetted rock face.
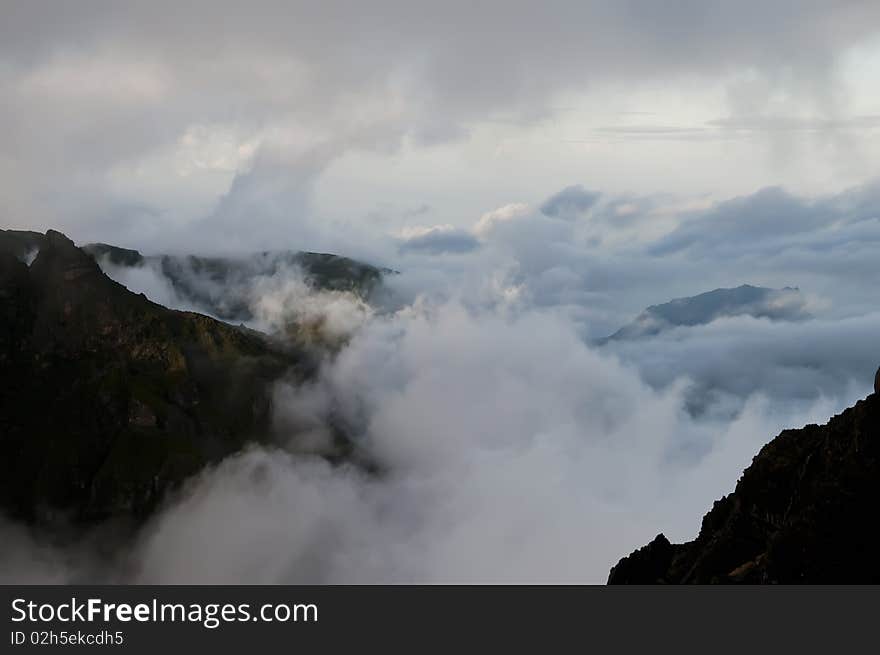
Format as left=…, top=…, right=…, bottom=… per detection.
left=608, top=389, right=880, bottom=583
left=606, top=534, right=674, bottom=584
left=0, top=229, right=304, bottom=525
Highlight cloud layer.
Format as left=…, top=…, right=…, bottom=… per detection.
left=121, top=302, right=854, bottom=583
left=3, top=2, right=880, bottom=250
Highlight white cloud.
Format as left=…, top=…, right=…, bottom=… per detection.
left=126, top=299, right=848, bottom=583
left=473, top=203, right=531, bottom=237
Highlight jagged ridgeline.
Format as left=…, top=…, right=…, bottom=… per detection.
left=608, top=383, right=880, bottom=583
left=0, top=229, right=321, bottom=525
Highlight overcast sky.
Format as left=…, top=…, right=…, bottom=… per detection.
left=2, top=1, right=880, bottom=254
left=5, top=2, right=880, bottom=584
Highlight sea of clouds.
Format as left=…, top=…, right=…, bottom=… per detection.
left=4, top=180, right=879, bottom=583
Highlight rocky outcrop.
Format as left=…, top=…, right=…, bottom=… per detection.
left=0, top=229, right=308, bottom=525
left=608, top=384, right=880, bottom=583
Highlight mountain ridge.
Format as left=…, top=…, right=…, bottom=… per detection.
left=600, top=284, right=809, bottom=343
left=83, top=241, right=393, bottom=322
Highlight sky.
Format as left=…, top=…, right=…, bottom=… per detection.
left=3, top=1, right=880, bottom=584
left=2, top=1, right=880, bottom=253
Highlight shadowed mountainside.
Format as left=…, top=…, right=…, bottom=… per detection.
left=0, top=229, right=312, bottom=526
left=608, top=381, right=880, bottom=583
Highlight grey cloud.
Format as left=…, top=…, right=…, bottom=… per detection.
left=404, top=204, right=431, bottom=217
left=399, top=227, right=482, bottom=255
left=709, top=115, right=880, bottom=133
left=540, top=185, right=601, bottom=219
left=604, top=312, right=878, bottom=419
left=2, top=2, right=879, bottom=249
left=464, top=180, right=880, bottom=339
left=647, top=187, right=823, bottom=256
left=586, top=114, right=880, bottom=144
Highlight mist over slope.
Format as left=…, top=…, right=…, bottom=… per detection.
left=82, top=242, right=392, bottom=345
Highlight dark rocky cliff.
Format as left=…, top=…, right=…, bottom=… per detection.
left=0, top=229, right=306, bottom=526
left=608, top=387, right=880, bottom=583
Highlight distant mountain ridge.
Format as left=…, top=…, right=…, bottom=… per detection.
left=83, top=242, right=393, bottom=323
left=600, top=284, right=809, bottom=343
